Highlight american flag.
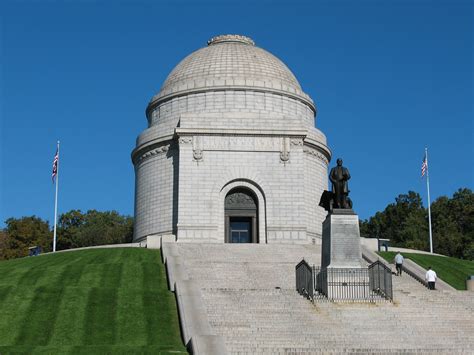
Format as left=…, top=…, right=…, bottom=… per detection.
left=421, top=154, right=428, bottom=178
left=52, top=148, right=59, bottom=183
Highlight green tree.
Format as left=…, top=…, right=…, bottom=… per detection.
left=57, top=210, right=133, bottom=250
left=361, top=191, right=427, bottom=248
left=360, top=211, right=386, bottom=239
left=400, top=212, right=428, bottom=251
left=362, top=188, right=473, bottom=259
left=0, top=229, right=9, bottom=260
left=431, top=188, right=474, bottom=259
left=450, top=188, right=474, bottom=260
left=2, top=216, right=52, bottom=259
left=56, top=209, right=86, bottom=250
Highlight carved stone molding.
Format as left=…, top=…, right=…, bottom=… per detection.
left=280, top=137, right=290, bottom=163
left=280, top=151, right=290, bottom=162
left=192, top=136, right=203, bottom=161
left=290, top=138, right=304, bottom=146
left=201, top=135, right=282, bottom=151
left=225, top=191, right=257, bottom=209
left=193, top=149, right=203, bottom=161
left=303, top=146, right=329, bottom=165
left=178, top=136, right=192, bottom=145
left=136, top=145, right=170, bottom=164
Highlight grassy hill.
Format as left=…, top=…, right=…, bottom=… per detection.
left=0, top=248, right=187, bottom=354
left=378, top=251, right=474, bottom=290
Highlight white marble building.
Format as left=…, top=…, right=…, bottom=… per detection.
left=132, top=34, right=331, bottom=244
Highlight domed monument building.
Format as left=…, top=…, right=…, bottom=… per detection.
left=132, top=35, right=331, bottom=244
left=129, top=35, right=474, bottom=355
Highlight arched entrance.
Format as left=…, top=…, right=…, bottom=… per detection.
left=225, top=188, right=258, bottom=243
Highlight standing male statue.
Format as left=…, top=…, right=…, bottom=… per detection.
left=329, top=158, right=351, bottom=209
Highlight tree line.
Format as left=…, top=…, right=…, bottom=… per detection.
left=360, top=188, right=473, bottom=260
left=0, top=210, right=133, bottom=260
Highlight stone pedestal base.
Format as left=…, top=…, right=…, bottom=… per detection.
left=319, top=210, right=367, bottom=300
left=321, top=209, right=363, bottom=269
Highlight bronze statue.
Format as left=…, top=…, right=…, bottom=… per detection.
left=329, top=158, right=351, bottom=209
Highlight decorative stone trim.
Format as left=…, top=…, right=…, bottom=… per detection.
left=192, top=136, right=203, bottom=161
left=178, top=137, right=192, bottom=145
left=131, top=133, right=174, bottom=162
left=135, top=144, right=170, bottom=164
left=207, top=34, right=255, bottom=46
left=193, top=149, right=203, bottom=161
left=303, top=145, right=329, bottom=165
left=176, top=130, right=307, bottom=155
left=280, top=137, right=290, bottom=163
left=290, top=138, right=304, bottom=146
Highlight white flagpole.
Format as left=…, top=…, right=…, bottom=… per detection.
left=425, top=147, right=433, bottom=254
left=53, top=140, right=60, bottom=252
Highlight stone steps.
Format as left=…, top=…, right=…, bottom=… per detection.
left=227, top=347, right=467, bottom=354
left=173, top=243, right=474, bottom=354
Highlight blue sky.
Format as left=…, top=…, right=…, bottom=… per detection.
left=1, top=0, right=472, bottom=227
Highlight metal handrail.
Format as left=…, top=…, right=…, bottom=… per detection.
left=295, top=259, right=314, bottom=301
left=368, top=260, right=393, bottom=300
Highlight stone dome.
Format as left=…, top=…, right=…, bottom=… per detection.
left=148, top=34, right=315, bottom=112
left=133, top=34, right=330, bottom=244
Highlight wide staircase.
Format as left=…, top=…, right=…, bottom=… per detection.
left=174, top=243, right=473, bottom=354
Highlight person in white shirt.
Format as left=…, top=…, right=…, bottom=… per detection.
left=425, top=266, right=437, bottom=290
left=394, top=252, right=404, bottom=276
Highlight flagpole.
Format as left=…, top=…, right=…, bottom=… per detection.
left=425, top=147, right=433, bottom=254
left=53, top=140, right=60, bottom=252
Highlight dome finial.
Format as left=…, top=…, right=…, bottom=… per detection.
left=207, top=34, right=255, bottom=46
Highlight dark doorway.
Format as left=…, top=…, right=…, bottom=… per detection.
left=225, top=188, right=258, bottom=243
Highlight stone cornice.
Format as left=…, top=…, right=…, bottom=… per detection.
left=132, top=143, right=172, bottom=165
left=131, top=134, right=174, bottom=165
left=132, top=129, right=331, bottom=166
left=303, top=143, right=331, bottom=165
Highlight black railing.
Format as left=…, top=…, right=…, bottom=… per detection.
left=368, top=260, right=393, bottom=300
left=295, top=259, right=314, bottom=301
left=315, top=267, right=374, bottom=301
left=296, top=260, right=393, bottom=302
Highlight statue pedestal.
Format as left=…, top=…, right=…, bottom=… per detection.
left=321, top=209, right=363, bottom=269
left=319, top=210, right=367, bottom=300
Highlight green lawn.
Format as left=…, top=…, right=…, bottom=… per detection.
left=378, top=251, right=474, bottom=290
left=0, top=248, right=187, bottom=354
